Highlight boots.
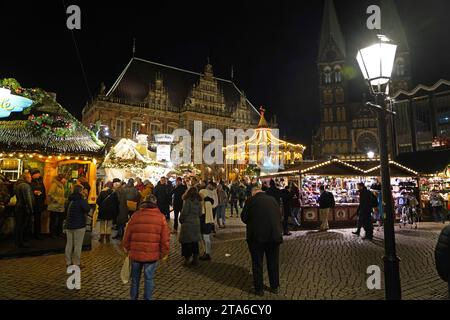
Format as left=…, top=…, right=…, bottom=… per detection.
left=199, top=254, right=211, bottom=261
left=183, top=257, right=190, bottom=267
left=105, top=235, right=111, bottom=243
left=191, top=254, right=199, bottom=266
left=98, top=234, right=105, bottom=243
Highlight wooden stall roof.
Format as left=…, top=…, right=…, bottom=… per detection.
left=0, top=93, right=104, bottom=157
left=396, top=149, right=450, bottom=175
left=261, top=159, right=418, bottom=179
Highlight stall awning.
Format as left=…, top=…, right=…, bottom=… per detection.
left=260, top=159, right=366, bottom=178
left=260, top=159, right=418, bottom=178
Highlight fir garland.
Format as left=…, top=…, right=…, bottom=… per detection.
left=27, top=113, right=76, bottom=138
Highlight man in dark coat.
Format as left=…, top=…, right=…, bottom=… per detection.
left=265, top=179, right=281, bottom=205
left=172, top=177, right=187, bottom=233
left=355, top=183, right=374, bottom=240
left=280, top=185, right=293, bottom=236
left=153, top=177, right=173, bottom=221
left=241, top=186, right=283, bottom=296
left=318, top=185, right=335, bottom=232
left=14, top=172, right=34, bottom=248
left=30, top=170, right=46, bottom=240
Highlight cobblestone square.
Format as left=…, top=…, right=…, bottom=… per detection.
left=0, top=215, right=448, bottom=300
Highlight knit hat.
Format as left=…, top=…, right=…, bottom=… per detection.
left=140, top=194, right=158, bottom=208
left=30, top=169, right=40, bottom=176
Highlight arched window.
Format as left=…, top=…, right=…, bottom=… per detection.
left=328, top=108, right=334, bottom=122
left=333, top=127, right=339, bottom=140
left=334, top=65, right=342, bottom=83
left=324, top=90, right=333, bottom=104
left=324, top=109, right=329, bottom=122
left=340, top=127, right=347, bottom=140
left=335, top=88, right=344, bottom=103
left=324, top=66, right=332, bottom=84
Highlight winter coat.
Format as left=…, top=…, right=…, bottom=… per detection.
left=280, top=188, right=292, bottom=212
left=241, top=192, right=283, bottom=244
left=153, top=182, right=173, bottom=209
left=96, top=188, right=119, bottom=221
left=47, top=179, right=66, bottom=213
left=318, top=191, right=336, bottom=209
left=66, top=192, right=90, bottom=230
left=435, top=225, right=450, bottom=282
left=123, top=205, right=170, bottom=263
left=172, top=184, right=188, bottom=211
left=357, top=188, right=373, bottom=217
left=178, top=199, right=202, bottom=243
left=230, top=183, right=240, bottom=200
left=199, top=188, right=217, bottom=234
left=217, top=189, right=227, bottom=206
left=266, top=186, right=281, bottom=205
left=116, top=188, right=130, bottom=225
left=14, top=178, right=34, bottom=215
left=31, top=177, right=46, bottom=213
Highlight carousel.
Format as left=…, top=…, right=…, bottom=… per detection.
left=224, top=107, right=306, bottom=180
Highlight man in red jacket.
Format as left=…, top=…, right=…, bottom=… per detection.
left=123, top=194, right=170, bottom=300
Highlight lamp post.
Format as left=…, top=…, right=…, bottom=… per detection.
left=357, top=35, right=402, bottom=300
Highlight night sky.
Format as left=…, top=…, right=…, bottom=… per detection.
left=2, top=0, right=450, bottom=155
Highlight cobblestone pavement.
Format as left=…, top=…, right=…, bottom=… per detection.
left=0, top=212, right=448, bottom=300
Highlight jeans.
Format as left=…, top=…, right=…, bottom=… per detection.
left=159, top=205, right=170, bottom=221
left=247, top=241, right=280, bottom=292
left=216, top=205, right=226, bottom=226
left=173, top=208, right=181, bottom=231
left=181, top=242, right=199, bottom=258
left=130, top=261, right=157, bottom=300
left=359, top=214, right=373, bottom=239
left=230, top=199, right=239, bottom=217
left=65, top=228, right=86, bottom=266
left=291, top=207, right=301, bottom=226
left=203, top=234, right=212, bottom=255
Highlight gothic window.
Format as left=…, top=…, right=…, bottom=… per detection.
left=334, top=66, right=342, bottom=83
left=131, top=121, right=141, bottom=138
left=324, top=90, right=333, bottom=104
left=324, top=67, right=332, bottom=84
left=340, top=143, right=348, bottom=153
left=335, top=88, right=344, bottom=103
left=328, top=108, right=334, bottom=122
left=324, top=109, right=329, bottom=122
left=333, top=127, right=339, bottom=140
left=150, top=121, right=162, bottom=137
left=324, top=127, right=332, bottom=140
left=340, top=126, right=347, bottom=140
left=115, top=119, right=125, bottom=138
left=340, top=108, right=346, bottom=121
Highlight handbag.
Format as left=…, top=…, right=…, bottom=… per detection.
left=126, top=200, right=137, bottom=211
left=120, top=256, right=131, bottom=284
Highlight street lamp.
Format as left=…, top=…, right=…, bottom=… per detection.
left=357, top=35, right=402, bottom=300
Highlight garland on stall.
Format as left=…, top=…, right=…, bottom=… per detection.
left=26, top=113, right=76, bottom=138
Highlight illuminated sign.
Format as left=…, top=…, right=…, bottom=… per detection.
left=157, top=144, right=171, bottom=162
left=0, top=88, right=33, bottom=118
left=154, top=134, right=174, bottom=143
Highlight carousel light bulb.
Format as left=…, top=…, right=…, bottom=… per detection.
left=39, top=155, right=43, bottom=159
left=75, top=157, right=79, bottom=160
left=9, top=154, right=13, bottom=157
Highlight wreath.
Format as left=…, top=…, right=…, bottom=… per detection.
left=27, top=113, right=76, bottom=138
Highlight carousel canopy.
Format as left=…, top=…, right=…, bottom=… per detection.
left=224, top=107, right=306, bottom=165
left=0, top=83, right=104, bottom=157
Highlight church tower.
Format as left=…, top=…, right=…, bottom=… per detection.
left=317, top=0, right=350, bottom=159
left=380, top=0, right=411, bottom=95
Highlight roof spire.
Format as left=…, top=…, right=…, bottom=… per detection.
left=257, top=106, right=269, bottom=129
left=318, top=0, right=346, bottom=61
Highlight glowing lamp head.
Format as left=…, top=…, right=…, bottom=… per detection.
left=356, top=35, right=397, bottom=92
left=367, top=151, right=375, bottom=159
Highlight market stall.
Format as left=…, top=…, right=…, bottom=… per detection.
left=0, top=79, right=104, bottom=257
left=261, top=159, right=420, bottom=227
